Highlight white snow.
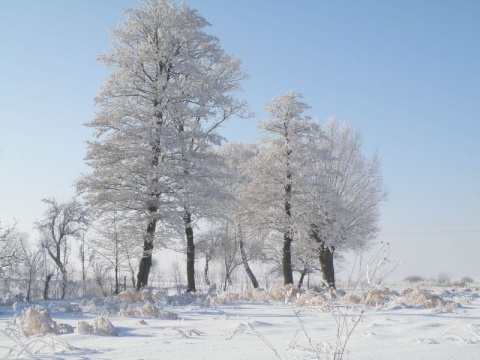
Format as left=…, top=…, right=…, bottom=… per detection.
left=1, top=285, right=480, bottom=359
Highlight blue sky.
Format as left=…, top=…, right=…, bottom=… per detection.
left=1, top=0, right=479, bottom=280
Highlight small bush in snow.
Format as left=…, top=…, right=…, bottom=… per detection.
left=13, top=306, right=74, bottom=336
left=404, top=275, right=425, bottom=283
left=14, top=306, right=56, bottom=336
left=437, top=273, right=452, bottom=286
left=268, top=284, right=297, bottom=301
left=296, top=290, right=329, bottom=309
left=343, top=293, right=362, bottom=305
left=461, top=276, right=475, bottom=284
left=238, top=289, right=268, bottom=302
left=119, top=301, right=178, bottom=319
left=77, top=315, right=118, bottom=336
left=166, top=292, right=197, bottom=306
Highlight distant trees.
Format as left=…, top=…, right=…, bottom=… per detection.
left=35, top=198, right=89, bottom=299
left=0, top=221, right=19, bottom=279
left=77, top=0, right=247, bottom=292
left=3, top=2, right=388, bottom=298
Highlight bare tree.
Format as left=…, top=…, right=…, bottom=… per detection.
left=196, top=230, right=221, bottom=288
left=36, top=198, right=89, bottom=299
left=17, top=234, right=44, bottom=301
left=0, top=221, right=19, bottom=280
left=75, top=229, right=94, bottom=297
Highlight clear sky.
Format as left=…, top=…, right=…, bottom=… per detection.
left=1, top=0, right=479, bottom=281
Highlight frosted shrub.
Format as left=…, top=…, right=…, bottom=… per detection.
left=119, top=301, right=178, bottom=319
left=296, top=290, right=329, bottom=309
left=268, top=284, right=297, bottom=301
left=343, top=293, right=361, bottom=305
left=399, top=288, right=459, bottom=312
left=118, top=288, right=140, bottom=303
left=239, top=288, right=269, bottom=302
left=216, top=293, right=240, bottom=302
left=404, top=275, right=425, bottom=284
left=166, top=292, right=197, bottom=306
left=363, top=289, right=389, bottom=307
left=48, top=302, right=81, bottom=314
left=15, top=306, right=56, bottom=336
left=77, top=315, right=118, bottom=336
left=410, top=288, right=445, bottom=308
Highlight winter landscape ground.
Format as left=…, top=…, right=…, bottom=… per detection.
left=1, top=282, right=480, bottom=360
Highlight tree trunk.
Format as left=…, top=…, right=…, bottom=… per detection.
left=184, top=211, right=196, bottom=292
left=309, top=224, right=336, bottom=288
left=44, top=273, right=53, bottom=300
left=60, top=267, right=67, bottom=299
left=318, top=244, right=335, bottom=288
left=136, top=219, right=156, bottom=290
left=204, top=256, right=211, bottom=287
left=239, top=236, right=259, bottom=288
left=283, top=175, right=294, bottom=285
left=282, top=236, right=294, bottom=285
left=297, top=267, right=307, bottom=289
left=26, top=268, right=33, bottom=301
left=114, top=259, right=119, bottom=295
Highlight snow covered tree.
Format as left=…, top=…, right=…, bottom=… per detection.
left=245, top=91, right=321, bottom=285
left=77, top=0, right=248, bottom=291
left=306, top=119, right=388, bottom=288
left=35, top=198, right=89, bottom=299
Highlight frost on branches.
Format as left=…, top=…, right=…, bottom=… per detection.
left=77, top=0, right=248, bottom=291
left=243, top=92, right=387, bottom=288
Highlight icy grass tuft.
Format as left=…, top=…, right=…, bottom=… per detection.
left=13, top=306, right=74, bottom=336
left=77, top=315, right=118, bottom=336
left=119, top=301, right=178, bottom=319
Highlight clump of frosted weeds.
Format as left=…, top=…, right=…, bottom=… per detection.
left=77, top=314, right=118, bottom=336
left=119, top=301, right=178, bottom=319
left=13, top=306, right=74, bottom=336
left=343, top=293, right=361, bottom=305
left=166, top=292, right=197, bottom=306
left=239, top=288, right=269, bottom=302
left=268, top=284, right=297, bottom=302
left=14, top=306, right=56, bottom=336
left=398, top=288, right=460, bottom=312
left=363, top=289, right=389, bottom=307
left=296, top=290, right=329, bottom=309
left=215, top=293, right=240, bottom=303
left=104, top=288, right=155, bottom=304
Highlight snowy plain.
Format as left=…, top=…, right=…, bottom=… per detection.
left=1, top=284, right=480, bottom=360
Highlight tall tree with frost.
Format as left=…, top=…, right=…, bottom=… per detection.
left=246, top=91, right=320, bottom=285
left=77, top=0, right=248, bottom=291
left=36, top=198, right=89, bottom=299
left=306, top=119, right=388, bottom=288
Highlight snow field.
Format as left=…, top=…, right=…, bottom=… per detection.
left=1, top=285, right=480, bottom=359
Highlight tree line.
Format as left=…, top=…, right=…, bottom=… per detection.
left=0, top=0, right=387, bottom=300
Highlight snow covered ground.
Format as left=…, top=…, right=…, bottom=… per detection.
left=1, top=285, right=480, bottom=359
